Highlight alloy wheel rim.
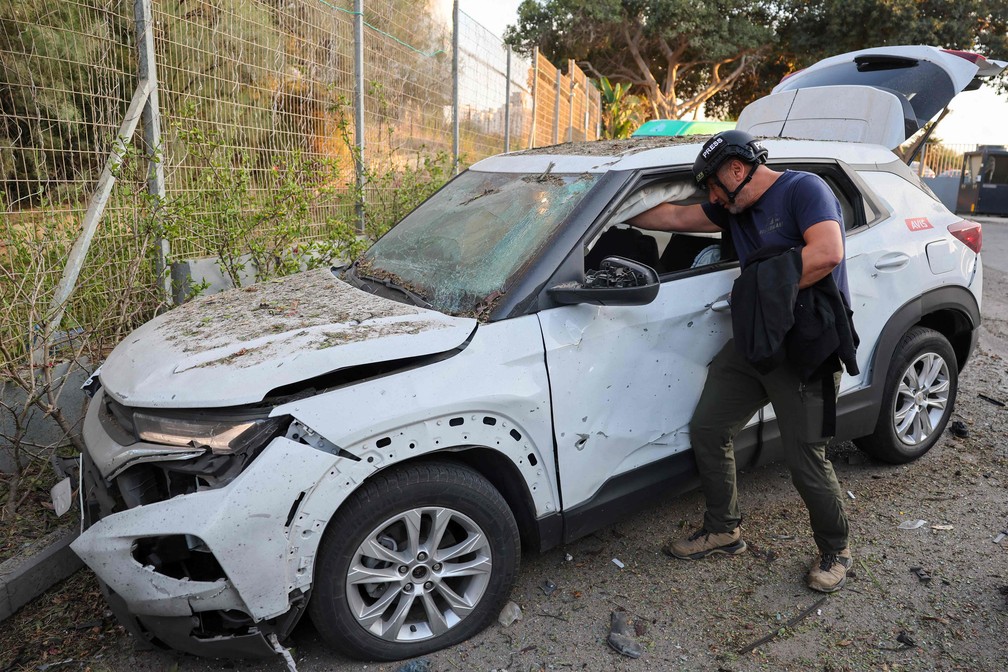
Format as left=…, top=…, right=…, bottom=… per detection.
left=346, top=506, right=492, bottom=643
left=892, top=352, right=950, bottom=446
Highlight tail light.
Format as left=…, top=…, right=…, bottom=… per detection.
left=948, top=219, right=982, bottom=254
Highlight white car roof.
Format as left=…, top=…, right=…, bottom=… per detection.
left=469, top=137, right=900, bottom=174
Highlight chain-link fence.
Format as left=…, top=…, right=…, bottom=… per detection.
left=1, top=0, right=601, bottom=372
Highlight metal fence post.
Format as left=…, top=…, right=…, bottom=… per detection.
left=504, top=45, right=512, bottom=153
left=567, top=59, right=575, bottom=142
left=529, top=47, right=538, bottom=149
left=452, top=0, right=460, bottom=174
left=354, top=0, right=366, bottom=233
left=136, top=0, right=169, bottom=303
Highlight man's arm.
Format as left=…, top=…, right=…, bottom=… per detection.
left=628, top=202, right=722, bottom=233
left=799, top=220, right=844, bottom=288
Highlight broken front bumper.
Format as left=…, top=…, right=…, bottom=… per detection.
left=71, top=393, right=338, bottom=657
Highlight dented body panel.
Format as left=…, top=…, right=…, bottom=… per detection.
left=99, top=269, right=476, bottom=408
left=73, top=424, right=337, bottom=620
left=540, top=270, right=734, bottom=508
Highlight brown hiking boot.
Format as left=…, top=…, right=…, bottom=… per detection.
left=806, top=548, right=852, bottom=593
left=663, top=526, right=746, bottom=560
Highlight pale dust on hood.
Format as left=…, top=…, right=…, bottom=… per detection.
left=160, top=268, right=446, bottom=369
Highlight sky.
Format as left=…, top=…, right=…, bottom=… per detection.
left=447, top=0, right=1008, bottom=147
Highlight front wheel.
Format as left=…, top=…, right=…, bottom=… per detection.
left=856, top=326, right=958, bottom=464
left=308, top=461, right=520, bottom=661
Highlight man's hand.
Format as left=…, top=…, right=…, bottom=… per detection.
left=799, top=220, right=844, bottom=288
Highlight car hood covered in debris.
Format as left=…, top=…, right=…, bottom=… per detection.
left=99, top=268, right=477, bottom=408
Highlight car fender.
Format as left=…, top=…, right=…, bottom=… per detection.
left=837, top=285, right=980, bottom=439
left=271, top=314, right=558, bottom=596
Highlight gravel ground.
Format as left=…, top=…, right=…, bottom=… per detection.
left=8, top=220, right=1008, bottom=672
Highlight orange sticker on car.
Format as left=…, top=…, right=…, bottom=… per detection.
left=905, top=217, right=933, bottom=231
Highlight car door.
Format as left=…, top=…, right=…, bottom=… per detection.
left=537, top=219, right=737, bottom=514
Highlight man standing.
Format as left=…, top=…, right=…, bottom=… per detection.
left=631, top=130, right=854, bottom=593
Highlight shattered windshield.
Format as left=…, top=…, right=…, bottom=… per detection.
left=354, top=169, right=599, bottom=315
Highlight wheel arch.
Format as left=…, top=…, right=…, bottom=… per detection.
left=288, top=410, right=560, bottom=602
left=325, top=447, right=552, bottom=556
left=873, top=287, right=979, bottom=379
left=838, top=286, right=979, bottom=440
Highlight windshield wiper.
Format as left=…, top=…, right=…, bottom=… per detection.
left=349, top=264, right=432, bottom=309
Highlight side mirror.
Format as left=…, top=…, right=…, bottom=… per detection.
left=548, top=256, right=660, bottom=306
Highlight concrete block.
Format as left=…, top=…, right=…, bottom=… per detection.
left=0, top=525, right=83, bottom=622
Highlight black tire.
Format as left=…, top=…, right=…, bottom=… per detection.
left=308, top=461, right=520, bottom=661
left=856, top=326, right=958, bottom=464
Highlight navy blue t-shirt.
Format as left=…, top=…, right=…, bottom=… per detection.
left=702, top=170, right=850, bottom=301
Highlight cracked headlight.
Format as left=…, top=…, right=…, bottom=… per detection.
left=132, top=410, right=285, bottom=455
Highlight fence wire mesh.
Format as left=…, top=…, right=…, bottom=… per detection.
left=1, top=0, right=158, bottom=370
left=0, top=0, right=601, bottom=371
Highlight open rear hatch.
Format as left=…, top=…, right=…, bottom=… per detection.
left=737, top=46, right=1007, bottom=148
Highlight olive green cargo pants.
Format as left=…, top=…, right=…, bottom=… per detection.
left=689, top=340, right=849, bottom=555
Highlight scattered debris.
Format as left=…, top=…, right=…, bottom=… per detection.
left=978, top=392, right=1006, bottom=407
left=845, top=451, right=867, bottom=465
left=747, top=543, right=777, bottom=563
left=540, top=579, right=557, bottom=596
left=498, top=601, right=522, bottom=627
left=565, top=553, right=573, bottom=562
left=993, top=532, right=1006, bottom=544
left=931, top=524, right=954, bottom=531
left=772, top=533, right=795, bottom=540
left=538, top=610, right=569, bottom=622
left=394, top=659, right=432, bottom=672
left=949, top=420, right=969, bottom=438
left=612, top=557, right=625, bottom=569
left=847, top=490, right=856, bottom=500
left=896, top=631, right=917, bottom=648
left=736, top=596, right=827, bottom=655
left=876, top=631, right=918, bottom=652
left=858, top=559, right=886, bottom=595
left=606, top=610, right=643, bottom=658
left=897, top=519, right=927, bottom=530
left=910, top=567, right=932, bottom=584
left=50, top=477, right=73, bottom=517
left=267, top=633, right=298, bottom=672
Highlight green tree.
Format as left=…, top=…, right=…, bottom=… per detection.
left=504, top=0, right=773, bottom=120
left=711, top=0, right=1008, bottom=117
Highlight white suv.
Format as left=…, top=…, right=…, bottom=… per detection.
left=73, top=46, right=1003, bottom=661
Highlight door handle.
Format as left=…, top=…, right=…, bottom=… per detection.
left=708, top=293, right=731, bottom=312
left=874, top=252, right=910, bottom=270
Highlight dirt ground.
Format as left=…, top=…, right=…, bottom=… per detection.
left=4, top=220, right=1007, bottom=672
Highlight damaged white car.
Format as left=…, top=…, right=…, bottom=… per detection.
left=73, top=46, right=1004, bottom=661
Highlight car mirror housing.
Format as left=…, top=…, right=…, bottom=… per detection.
left=548, top=256, right=660, bottom=306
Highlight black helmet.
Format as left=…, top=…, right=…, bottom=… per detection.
left=692, top=130, right=768, bottom=189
